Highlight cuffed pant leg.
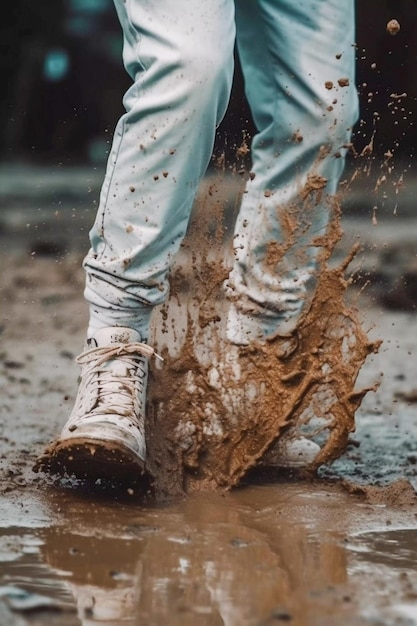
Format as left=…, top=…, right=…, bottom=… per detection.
left=84, top=0, right=235, bottom=338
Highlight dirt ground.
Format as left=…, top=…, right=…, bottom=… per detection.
left=1, top=164, right=417, bottom=625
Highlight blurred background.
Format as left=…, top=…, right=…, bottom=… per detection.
left=1, top=0, right=417, bottom=310
left=1, top=0, right=416, bottom=165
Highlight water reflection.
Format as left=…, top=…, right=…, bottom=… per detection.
left=0, top=485, right=416, bottom=625
left=0, top=485, right=347, bottom=625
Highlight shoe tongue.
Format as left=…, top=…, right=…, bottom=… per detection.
left=92, top=327, right=142, bottom=347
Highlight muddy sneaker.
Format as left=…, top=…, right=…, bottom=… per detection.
left=183, top=323, right=319, bottom=472
left=34, top=327, right=162, bottom=481
left=224, top=302, right=321, bottom=468
left=261, top=432, right=320, bottom=468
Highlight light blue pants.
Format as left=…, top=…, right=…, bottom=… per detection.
left=84, top=0, right=358, bottom=340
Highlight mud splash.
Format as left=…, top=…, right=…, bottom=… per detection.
left=146, top=179, right=379, bottom=496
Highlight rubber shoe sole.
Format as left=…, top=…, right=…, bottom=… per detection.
left=34, top=436, right=145, bottom=482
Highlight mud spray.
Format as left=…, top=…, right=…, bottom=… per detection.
left=146, top=171, right=380, bottom=496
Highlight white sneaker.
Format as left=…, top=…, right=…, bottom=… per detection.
left=261, top=432, right=320, bottom=468
left=36, top=327, right=162, bottom=481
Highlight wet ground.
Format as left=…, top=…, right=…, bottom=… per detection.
left=1, top=164, right=417, bottom=625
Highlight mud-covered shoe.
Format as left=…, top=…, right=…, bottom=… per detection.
left=183, top=326, right=320, bottom=471
left=261, top=431, right=320, bottom=468
left=224, top=303, right=320, bottom=468
left=35, top=327, right=162, bottom=481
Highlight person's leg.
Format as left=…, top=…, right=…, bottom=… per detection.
left=228, top=0, right=358, bottom=343
left=84, top=0, right=235, bottom=340
left=199, top=0, right=358, bottom=470
left=36, top=0, right=236, bottom=480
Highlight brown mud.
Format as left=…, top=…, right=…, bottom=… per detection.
left=1, top=165, right=417, bottom=625
left=147, top=179, right=377, bottom=495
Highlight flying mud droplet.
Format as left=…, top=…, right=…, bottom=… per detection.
left=337, top=78, right=350, bottom=88
left=236, top=132, right=250, bottom=158
left=292, top=131, right=304, bottom=143
left=386, top=19, right=400, bottom=36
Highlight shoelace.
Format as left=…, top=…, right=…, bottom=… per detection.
left=76, top=342, right=163, bottom=371
left=75, top=342, right=163, bottom=420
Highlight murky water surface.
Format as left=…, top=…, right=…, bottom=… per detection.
left=1, top=482, right=416, bottom=626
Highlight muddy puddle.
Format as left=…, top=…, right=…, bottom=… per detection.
left=2, top=167, right=417, bottom=625
left=0, top=482, right=417, bottom=626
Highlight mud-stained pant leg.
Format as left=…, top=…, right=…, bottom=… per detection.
left=227, top=0, right=358, bottom=336
left=84, top=0, right=235, bottom=338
